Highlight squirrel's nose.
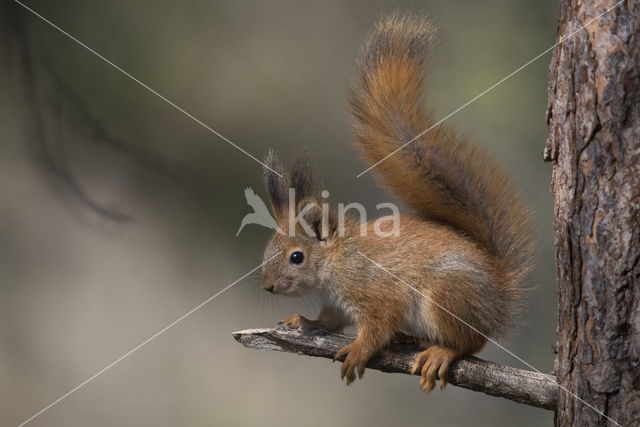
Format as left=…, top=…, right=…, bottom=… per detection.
left=263, top=284, right=274, bottom=293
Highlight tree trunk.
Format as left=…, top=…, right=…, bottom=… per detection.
left=545, top=1, right=640, bottom=425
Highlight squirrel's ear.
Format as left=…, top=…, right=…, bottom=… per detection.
left=290, top=151, right=321, bottom=201
left=263, top=149, right=288, bottom=225
left=296, top=200, right=337, bottom=242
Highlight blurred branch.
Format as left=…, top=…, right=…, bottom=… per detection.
left=6, top=1, right=198, bottom=224
left=233, top=328, right=558, bottom=410
left=6, top=3, right=131, bottom=222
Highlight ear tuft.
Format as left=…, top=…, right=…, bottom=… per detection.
left=290, top=151, right=321, bottom=201
left=264, top=149, right=288, bottom=223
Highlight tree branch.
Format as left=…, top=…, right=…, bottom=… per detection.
left=232, top=328, right=558, bottom=410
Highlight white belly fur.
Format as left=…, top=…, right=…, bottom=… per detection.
left=399, top=291, right=439, bottom=343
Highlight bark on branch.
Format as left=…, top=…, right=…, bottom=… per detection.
left=232, top=327, right=558, bottom=410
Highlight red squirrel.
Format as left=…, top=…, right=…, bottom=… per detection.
left=259, top=12, right=534, bottom=393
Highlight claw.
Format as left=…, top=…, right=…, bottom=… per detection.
left=278, top=313, right=327, bottom=333
left=335, top=341, right=369, bottom=385
left=438, top=358, right=452, bottom=390
left=357, top=362, right=366, bottom=379
left=411, top=345, right=457, bottom=394
left=278, top=313, right=305, bottom=330
left=334, top=344, right=351, bottom=361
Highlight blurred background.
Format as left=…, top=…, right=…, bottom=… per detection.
left=2, top=0, right=558, bottom=425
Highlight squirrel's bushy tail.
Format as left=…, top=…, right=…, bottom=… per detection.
left=350, top=13, right=534, bottom=287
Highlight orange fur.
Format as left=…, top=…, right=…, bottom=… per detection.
left=260, top=12, right=534, bottom=393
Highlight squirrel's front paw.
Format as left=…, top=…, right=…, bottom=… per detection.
left=334, top=342, right=369, bottom=385
left=411, top=345, right=456, bottom=392
left=278, top=313, right=325, bottom=333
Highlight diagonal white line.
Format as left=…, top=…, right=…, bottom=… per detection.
left=357, top=250, right=622, bottom=426
left=13, top=0, right=283, bottom=177
left=357, top=0, right=625, bottom=177
left=16, top=252, right=281, bottom=427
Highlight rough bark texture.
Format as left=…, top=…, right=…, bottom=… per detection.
left=545, top=1, right=640, bottom=425
left=233, top=328, right=559, bottom=410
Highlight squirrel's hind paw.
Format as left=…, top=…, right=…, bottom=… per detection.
left=411, top=345, right=456, bottom=393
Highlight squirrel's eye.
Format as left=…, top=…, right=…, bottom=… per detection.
left=289, top=251, right=304, bottom=265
